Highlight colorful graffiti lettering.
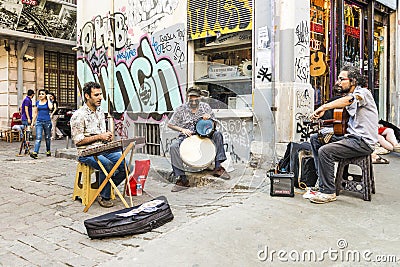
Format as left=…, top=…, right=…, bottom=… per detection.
left=77, top=9, right=186, bottom=119
left=78, top=36, right=184, bottom=116
left=80, top=12, right=127, bottom=53
left=116, top=49, right=137, bottom=62
left=188, top=0, right=252, bottom=40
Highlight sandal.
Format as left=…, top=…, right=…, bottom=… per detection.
left=372, top=156, right=389, bottom=164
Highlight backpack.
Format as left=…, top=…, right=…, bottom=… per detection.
left=297, top=150, right=318, bottom=188
left=277, top=142, right=317, bottom=188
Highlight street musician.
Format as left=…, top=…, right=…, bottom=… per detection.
left=70, top=82, right=126, bottom=208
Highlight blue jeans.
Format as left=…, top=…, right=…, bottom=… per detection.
left=78, top=151, right=126, bottom=199
left=34, top=120, right=52, bottom=153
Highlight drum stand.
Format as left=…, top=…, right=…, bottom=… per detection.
left=83, top=141, right=136, bottom=212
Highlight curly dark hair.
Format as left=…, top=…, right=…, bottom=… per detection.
left=82, top=82, right=101, bottom=102
left=341, top=65, right=365, bottom=87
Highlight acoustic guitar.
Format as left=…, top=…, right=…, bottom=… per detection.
left=310, top=51, right=327, bottom=77
left=319, top=108, right=349, bottom=135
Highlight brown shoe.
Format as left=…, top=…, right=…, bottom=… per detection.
left=212, top=167, right=231, bottom=180
left=171, top=179, right=190, bottom=192
left=97, top=196, right=114, bottom=208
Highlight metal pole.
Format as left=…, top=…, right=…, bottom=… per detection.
left=367, top=1, right=374, bottom=92
left=107, top=0, right=115, bottom=135
left=17, top=40, right=30, bottom=107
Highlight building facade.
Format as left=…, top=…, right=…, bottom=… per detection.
left=40, top=0, right=400, bottom=163
left=0, top=0, right=400, bottom=166
left=0, top=0, right=77, bottom=130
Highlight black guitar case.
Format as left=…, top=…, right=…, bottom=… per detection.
left=84, top=196, right=174, bottom=239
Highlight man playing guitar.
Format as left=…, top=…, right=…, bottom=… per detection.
left=308, top=66, right=378, bottom=204
left=70, top=82, right=126, bottom=208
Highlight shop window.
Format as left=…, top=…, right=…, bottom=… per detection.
left=193, top=31, right=252, bottom=109
left=44, top=51, right=76, bottom=108
left=344, top=3, right=362, bottom=68
left=310, top=0, right=330, bottom=108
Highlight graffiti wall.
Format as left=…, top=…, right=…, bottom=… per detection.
left=77, top=0, right=187, bottom=122
left=187, top=0, right=253, bottom=40
left=0, top=0, right=76, bottom=43
left=294, top=86, right=314, bottom=141
left=294, top=20, right=310, bottom=83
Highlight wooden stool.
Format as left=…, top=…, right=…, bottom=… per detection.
left=0, top=130, right=6, bottom=141
left=335, top=155, right=375, bottom=201
left=72, top=162, right=115, bottom=206
left=6, top=130, right=21, bottom=143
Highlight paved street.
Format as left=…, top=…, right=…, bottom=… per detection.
left=0, top=138, right=400, bottom=266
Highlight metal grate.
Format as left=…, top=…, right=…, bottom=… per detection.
left=135, top=123, right=160, bottom=155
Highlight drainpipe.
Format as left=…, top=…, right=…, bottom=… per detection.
left=17, top=40, right=30, bottom=107
left=108, top=0, right=115, bottom=135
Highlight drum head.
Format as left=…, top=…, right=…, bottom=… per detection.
left=180, top=135, right=216, bottom=169
left=195, top=119, right=215, bottom=138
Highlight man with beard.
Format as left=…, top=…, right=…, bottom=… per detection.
left=168, top=87, right=230, bottom=192
left=70, top=82, right=126, bottom=208
left=308, top=66, right=378, bottom=204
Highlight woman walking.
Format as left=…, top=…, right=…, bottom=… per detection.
left=30, top=89, right=53, bottom=159
left=49, top=92, right=63, bottom=140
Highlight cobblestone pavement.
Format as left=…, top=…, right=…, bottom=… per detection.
left=1, top=138, right=400, bottom=266
left=0, top=139, right=264, bottom=266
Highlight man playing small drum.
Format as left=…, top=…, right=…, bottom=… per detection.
left=168, top=86, right=230, bottom=192
left=70, top=82, right=126, bottom=208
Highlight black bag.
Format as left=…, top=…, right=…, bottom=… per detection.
left=278, top=142, right=312, bottom=174
left=278, top=142, right=317, bottom=188
left=297, top=152, right=318, bottom=188
left=84, top=196, right=174, bottom=239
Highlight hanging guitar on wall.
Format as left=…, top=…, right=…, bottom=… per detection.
left=310, top=51, right=327, bottom=77
left=310, top=4, right=328, bottom=77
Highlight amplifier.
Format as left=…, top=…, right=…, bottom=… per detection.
left=268, top=172, right=294, bottom=197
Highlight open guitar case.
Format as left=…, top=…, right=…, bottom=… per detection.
left=84, top=196, right=174, bottom=239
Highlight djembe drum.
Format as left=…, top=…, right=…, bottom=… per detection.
left=179, top=135, right=216, bottom=171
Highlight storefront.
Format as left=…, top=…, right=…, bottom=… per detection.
left=310, top=0, right=396, bottom=119
left=187, top=0, right=253, bottom=110
left=186, top=0, right=254, bottom=160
